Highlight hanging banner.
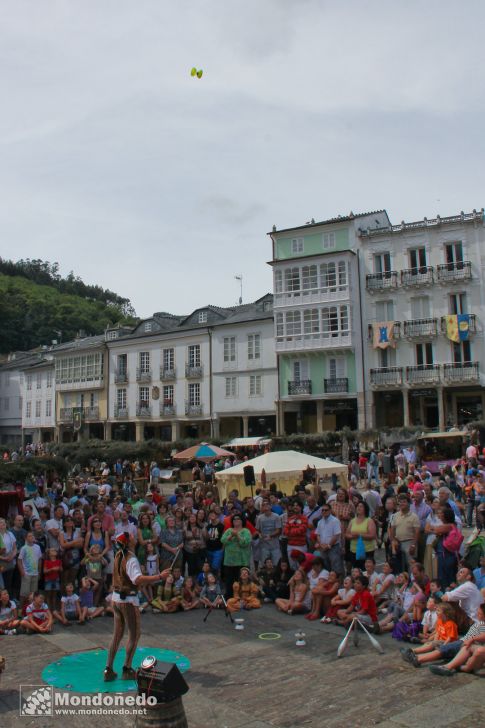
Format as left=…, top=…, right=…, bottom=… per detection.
left=445, top=314, right=470, bottom=342
left=372, top=322, right=396, bottom=349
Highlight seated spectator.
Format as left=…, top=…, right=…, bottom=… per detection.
left=374, top=572, right=413, bottom=634
left=274, top=559, right=293, bottom=600
left=151, top=573, right=182, bottom=613
left=372, top=561, right=396, bottom=606
left=336, top=575, right=378, bottom=627
left=441, top=566, right=483, bottom=624
left=307, top=570, right=339, bottom=621
left=324, top=576, right=356, bottom=622
left=430, top=603, right=485, bottom=675
left=53, top=583, right=84, bottom=626
left=181, top=576, right=200, bottom=611
left=257, top=558, right=278, bottom=603
left=417, top=596, right=439, bottom=643
left=20, top=591, right=53, bottom=634
left=0, top=589, right=20, bottom=635
left=400, top=602, right=458, bottom=667
left=79, top=577, right=104, bottom=619
left=275, top=568, right=311, bottom=615
left=199, top=572, right=223, bottom=609
left=226, top=567, right=261, bottom=613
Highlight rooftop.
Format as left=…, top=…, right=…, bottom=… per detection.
left=268, top=210, right=388, bottom=235
left=359, top=208, right=485, bottom=237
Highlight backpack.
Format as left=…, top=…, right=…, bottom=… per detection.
left=443, top=526, right=464, bottom=553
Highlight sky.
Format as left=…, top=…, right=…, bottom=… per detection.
left=1, top=0, right=485, bottom=318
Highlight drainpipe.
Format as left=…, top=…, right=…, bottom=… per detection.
left=208, top=328, right=214, bottom=438
left=357, top=251, right=368, bottom=429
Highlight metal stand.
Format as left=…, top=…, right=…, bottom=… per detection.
left=337, top=618, right=384, bottom=658
left=202, top=595, right=234, bottom=624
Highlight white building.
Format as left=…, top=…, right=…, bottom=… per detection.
left=359, top=208, right=485, bottom=429
left=0, top=353, right=32, bottom=448
left=21, top=358, right=56, bottom=444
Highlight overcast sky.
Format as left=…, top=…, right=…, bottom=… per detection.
left=1, top=0, right=485, bottom=318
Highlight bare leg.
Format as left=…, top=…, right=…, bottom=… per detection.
left=106, top=603, right=125, bottom=670
left=122, top=603, right=141, bottom=669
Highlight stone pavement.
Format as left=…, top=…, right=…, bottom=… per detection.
left=1, top=606, right=484, bottom=728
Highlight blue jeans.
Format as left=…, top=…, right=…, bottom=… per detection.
left=206, top=549, right=223, bottom=573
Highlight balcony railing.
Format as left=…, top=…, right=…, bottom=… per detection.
left=114, top=406, right=128, bottom=418
left=442, top=362, right=479, bottom=382
left=59, top=406, right=100, bottom=422
left=136, top=368, right=152, bottom=383
left=403, top=318, right=439, bottom=338
left=84, top=406, right=99, bottom=420
left=401, top=266, right=434, bottom=287
left=437, top=261, right=472, bottom=283
left=366, top=272, right=398, bottom=291
left=161, top=403, right=176, bottom=416
left=324, top=377, right=349, bottom=393
left=369, top=367, right=403, bottom=387
left=440, top=314, right=476, bottom=334
left=160, top=367, right=176, bottom=380
left=114, top=370, right=128, bottom=384
left=59, top=408, right=74, bottom=423
left=367, top=322, right=401, bottom=341
left=406, top=365, right=441, bottom=385
left=288, top=380, right=312, bottom=396
left=136, top=403, right=152, bottom=417
left=185, top=403, right=203, bottom=416
left=185, top=365, right=203, bottom=379
left=275, top=331, right=352, bottom=352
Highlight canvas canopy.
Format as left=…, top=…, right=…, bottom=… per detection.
left=215, top=449, right=348, bottom=499
left=222, top=437, right=272, bottom=449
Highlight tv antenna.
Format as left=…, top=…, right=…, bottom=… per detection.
left=234, top=274, right=243, bottom=305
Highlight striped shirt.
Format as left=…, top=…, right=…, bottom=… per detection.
left=463, top=620, right=485, bottom=641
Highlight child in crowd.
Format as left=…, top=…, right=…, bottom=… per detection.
left=372, top=561, right=396, bottom=607
left=417, top=596, right=439, bottom=642
left=196, top=561, right=211, bottom=589
left=323, top=576, right=355, bottom=622
left=172, top=566, right=184, bottom=590
left=53, top=583, right=84, bottom=625
left=401, top=602, right=458, bottom=667
left=20, top=591, right=53, bottom=634
left=18, top=532, right=43, bottom=608
left=181, top=576, right=200, bottom=611
left=79, top=576, right=104, bottom=620
left=199, top=572, right=223, bottom=608
left=142, top=542, right=160, bottom=603
left=43, top=548, right=62, bottom=612
left=275, top=568, right=311, bottom=615
left=257, top=558, right=277, bottom=603
left=336, top=575, right=378, bottom=627
left=81, top=545, right=107, bottom=604
left=151, top=573, right=182, bottom=613
left=374, top=572, right=414, bottom=633
left=226, top=567, right=261, bottom=613
left=274, top=560, right=293, bottom=600
left=364, top=558, right=381, bottom=591
left=429, top=580, right=444, bottom=599
left=0, top=588, right=20, bottom=635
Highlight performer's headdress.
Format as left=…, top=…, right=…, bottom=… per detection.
left=115, top=532, right=130, bottom=550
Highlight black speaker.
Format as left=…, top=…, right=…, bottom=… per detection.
left=243, top=464, right=255, bottom=486
left=136, top=660, right=189, bottom=703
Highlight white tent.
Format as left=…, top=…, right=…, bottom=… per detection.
left=215, top=450, right=348, bottom=499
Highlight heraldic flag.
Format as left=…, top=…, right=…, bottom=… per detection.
left=444, top=314, right=470, bottom=342
left=372, top=322, right=396, bottom=349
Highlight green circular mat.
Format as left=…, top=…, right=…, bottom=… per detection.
left=42, top=647, right=190, bottom=693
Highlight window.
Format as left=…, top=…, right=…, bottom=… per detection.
left=26, top=375, right=32, bottom=391
left=291, top=237, right=304, bottom=253
left=89, top=392, right=95, bottom=408
left=302, top=265, right=318, bottom=292
left=320, top=262, right=336, bottom=290
left=321, top=307, right=339, bottom=336
left=117, top=389, right=127, bottom=409
left=249, top=375, right=262, bottom=396
left=374, top=252, right=391, bottom=274
left=284, top=267, right=300, bottom=293
left=46, top=400, right=52, bottom=418
left=144, top=322, right=153, bottom=333
left=303, top=309, right=319, bottom=337
left=340, top=305, right=349, bottom=332
left=274, top=269, right=283, bottom=293
left=26, top=401, right=31, bottom=418
left=285, top=310, right=301, bottom=337
left=188, top=383, right=200, bottom=406
left=36, top=373, right=42, bottom=389
left=35, top=400, right=41, bottom=418
left=409, top=247, right=427, bottom=272
left=379, top=348, right=396, bottom=368
left=163, top=348, right=174, bottom=370
left=139, top=386, right=149, bottom=406
left=263, top=299, right=272, bottom=312
left=338, top=261, right=347, bottom=289
left=416, top=343, right=433, bottom=367
left=247, top=334, right=261, bottom=360
left=276, top=313, right=284, bottom=338
left=106, top=330, right=118, bottom=341
left=4, top=397, right=9, bottom=412
left=198, top=311, right=208, bottom=323
left=449, top=293, right=467, bottom=315
left=323, top=232, right=336, bottom=250
left=117, top=354, right=127, bottom=374
left=46, top=371, right=53, bottom=388
left=293, top=360, right=309, bottom=382
left=223, top=337, right=236, bottom=363
left=445, top=242, right=463, bottom=265
left=163, top=385, right=174, bottom=405
left=375, top=300, right=395, bottom=321
left=410, top=296, right=431, bottom=319
left=188, top=344, right=201, bottom=367
left=55, top=353, right=103, bottom=383
left=452, top=341, right=471, bottom=364
left=328, top=357, right=346, bottom=379
left=139, top=352, right=150, bottom=373
left=225, top=377, right=237, bottom=397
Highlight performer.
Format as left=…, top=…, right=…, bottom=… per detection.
left=104, top=532, right=170, bottom=681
